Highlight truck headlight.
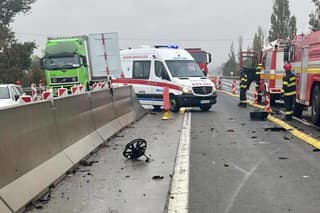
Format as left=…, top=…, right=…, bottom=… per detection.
left=182, top=87, right=192, bottom=94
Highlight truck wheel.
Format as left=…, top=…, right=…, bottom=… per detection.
left=311, top=86, right=320, bottom=125
left=170, top=95, right=180, bottom=112
left=293, top=102, right=303, bottom=118
left=200, top=104, right=212, bottom=112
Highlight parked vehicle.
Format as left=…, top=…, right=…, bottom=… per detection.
left=0, top=84, right=23, bottom=108
left=113, top=45, right=217, bottom=112
left=185, top=48, right=212, bottom=75
left=40, top=32, right=121, bottom=93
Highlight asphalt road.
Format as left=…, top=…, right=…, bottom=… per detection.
left=189, top=92, right=320, bottom=213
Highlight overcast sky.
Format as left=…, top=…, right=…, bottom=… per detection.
left=12, top=0, right=315, bottom=70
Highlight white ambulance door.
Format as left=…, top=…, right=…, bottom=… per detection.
left=150, top=60, right=171, bottom=104
left=132, top=60, right=152, bottom=104
left=299, top=47, right=309, bottom=101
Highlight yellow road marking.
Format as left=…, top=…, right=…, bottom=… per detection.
left=218, top=90, right=320, bottom=149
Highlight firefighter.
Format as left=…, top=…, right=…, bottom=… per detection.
left=255, top=64, right=262, bottom=91
left=238, top=69, right=248, bottom=107
left=282, top=63, right=296, bottom=121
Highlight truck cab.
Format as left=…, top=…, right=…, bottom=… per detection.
left=113, top=45, right=217, bottom=112
left=185, top=48, right=212, bottom=75
left=41, top=37, right=89, bottom=93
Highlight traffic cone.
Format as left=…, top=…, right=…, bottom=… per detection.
left=265, top=94, right=272, bottom=113
left=162, top=87, right=171, bottom=120
left=232, top=80, right=237, bottom=95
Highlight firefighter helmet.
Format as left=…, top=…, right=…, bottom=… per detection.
left=284, top=63, right=292, bottom=71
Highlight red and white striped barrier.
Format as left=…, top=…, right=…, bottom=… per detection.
left=232, top=80, right=237, bottom=95
left=216, top=77, right=222, bottom=90
left=78, top=84, right=85, bottom=93
left=42, top=91, right=53, bottom=100
left=16, top=80, right=23, bottom=92
left=99, top=82, right=107, bottom=89
left=19, top=95, right=32, bottom=104
left=31, top=84, right=38, bottom=101
left=71, top=85, right=79, bottom=95
left=93, top=82, right=99, bottom=91
left=58, top=87, right=68, bottom=97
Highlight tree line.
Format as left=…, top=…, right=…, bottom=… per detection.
left=0, top=0, right=44, bottom=86
left=222, top=0, right=320, bottom=77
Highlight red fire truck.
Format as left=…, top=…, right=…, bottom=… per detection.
left=290, top=31, right=320, bottom=124
left=185, top=48, right=212, bottom=75
left=260, top=39, right=290, bottom=105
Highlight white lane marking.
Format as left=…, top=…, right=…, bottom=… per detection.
left=226, top=161, right=249, bottom=175
left=224, top=160, right=263, bottom=213
left=167, top=112, right=191, bottom=213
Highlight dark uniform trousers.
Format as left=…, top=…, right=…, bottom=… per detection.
left=282, top=73, right=296, bottom=121
left=239, top=73, right=248, bottom=107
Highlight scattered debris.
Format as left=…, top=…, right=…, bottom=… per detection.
left=33, top=193, right=51, bottom=209
left=224, top=164, right=229, bottom=168
left=80, top=160, right=99, bottom=167
left=202, top=153, right=206, bottom=156
left=229, top=118, right=234, bottom=120
left=278, top=157, right=288, bottom=160
left=313, top=148, right=320, bottom=152
left=143, top=193, right=146, bottom=197
left=125, top=175, right=130, bottom=178
left=118, top=189, right=122, bottom=193
left=250, top=111, right=268, bottom=121
left=283, top=136, right=291, bottom=140
left=210, top=128, right=215, bottom=131
left=115, top=134, right=125, bottom=138
left=302, top=176, right=310, bottom=179
left=227, top=129, right=235, bottom=133
left=252, top=131, right=256, bottom=133
left=265, top=127, right=286, bottom=132
left=78, top=169, right=90, bottom=173
left=123, top=138, right=149, bottom=161
left=251, top=136, right=258, bottom=139
left=86, top=180, right=90, bottom=183
left=279, top=175, right=283, bottom=178
left=257, top=142, right=271, bottom=145
left=152, top=176, right=164, bottom=180
left=241, top=123, right=246, bottom=126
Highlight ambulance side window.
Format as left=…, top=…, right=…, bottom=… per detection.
left=155, top=61, right=166, bottom=78
left=133, top=61, right=151, bottom=79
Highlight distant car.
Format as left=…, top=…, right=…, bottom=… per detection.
left=0, top=84, right=23, bottom=108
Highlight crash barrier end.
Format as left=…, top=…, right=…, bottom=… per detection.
left=0, top=86, right=146, bottom=212
left=179, top=107, right=186, bottom=114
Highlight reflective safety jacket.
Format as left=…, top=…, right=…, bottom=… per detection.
left=240, top=73, right=248, bottom=89
left=282, top=72, right=296, bottom=97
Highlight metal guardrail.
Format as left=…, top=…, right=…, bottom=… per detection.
left=0, top=86, right=145, bottom=213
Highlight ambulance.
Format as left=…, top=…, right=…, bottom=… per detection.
left=112, top=45, right=217, bottom=112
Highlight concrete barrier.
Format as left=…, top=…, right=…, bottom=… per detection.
left=0, top=86, right=145, bottom=212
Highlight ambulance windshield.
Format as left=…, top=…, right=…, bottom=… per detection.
left=166, top=60, right=204, bottom=77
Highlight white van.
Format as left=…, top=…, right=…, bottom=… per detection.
left=113, top=45, right=217, bottom=112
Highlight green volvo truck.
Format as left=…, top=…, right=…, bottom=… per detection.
left=40, top=32, right=122, bottom=93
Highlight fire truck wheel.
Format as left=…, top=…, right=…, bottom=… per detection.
left=293, top=102, right=303, bottom=118
left=170, top=95, right=180, bottom=112
left=311, top=86, right=320, bottom=125
left=200, top=104, right=212, bottom=112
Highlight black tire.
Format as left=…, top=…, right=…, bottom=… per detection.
left=293, top=102, right=303, bottom=118
left=152, top=105, right=161, bottom=111
left=200, top=104, right=212, bottom=112
left=170, top=95, right=180, bottom=112
left=311, top=86, right=320, bottom=125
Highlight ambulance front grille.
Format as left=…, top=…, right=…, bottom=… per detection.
left=192, top=86, right=213, bottom=95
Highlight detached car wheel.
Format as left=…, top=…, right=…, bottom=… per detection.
left=200, top=104, right=212, bottom=112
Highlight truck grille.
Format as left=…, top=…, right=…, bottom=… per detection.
left=192, top=86, right=213, bottom=95
left=51, top=76, right=78, bottom=84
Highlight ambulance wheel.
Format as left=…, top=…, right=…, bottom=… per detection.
left=311, top=86, right=320, bottom=125
left=200, top=104, right=212, bottom=112
left=152, top=105, right=162, bottom=111
left=170, top=95, right=180, bottom=112
left=293, top=102, right=303, bottom=118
